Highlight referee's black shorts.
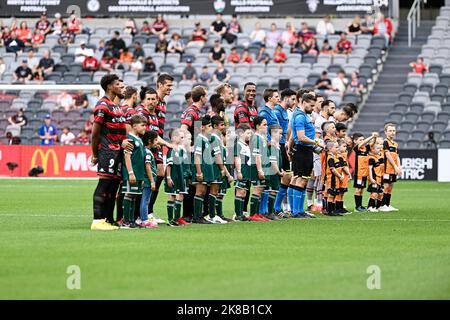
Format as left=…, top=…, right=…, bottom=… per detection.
left=279, top=144, right=291, bottom=172
left=292, top=144, right=313, bottom=179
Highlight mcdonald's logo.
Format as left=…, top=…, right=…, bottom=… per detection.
left=30, top=149, right=59, bottom=175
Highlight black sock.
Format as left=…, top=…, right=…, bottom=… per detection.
left=116, top=189, right=124, bottom=221
left=105, top=180, right=120, bottom=223
left=368, top=198, right=376, bottom=208
left=134, top=194, right=142, bottom=220
left=243, top=182, right=251, bottom=212
left=183, top=185, right=195, bottom=218
left=202, top=186, right=210, bottom=217
left=336, top=201, right=343, bottom=210
left=376, top=199, right=382, bottom=208
left=354, top=195, right=362, bottom=208
left=93, top=179, right=110, bottom=220
left=386, top=193, right=391, bottom=206
left=327, top=202, right=335, bottom=213
left=148, top=175, right=163, bottom=214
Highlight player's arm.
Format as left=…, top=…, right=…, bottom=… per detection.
left=124, top=152, right=136, bottom=184
left=270, top=157, right=282, bottom=177
left=194, top=152, right=203, bottom=182
left=157, top=136, right=173, bottom=149
left=343, top=164, right=351, bottom=177
left=145, top=162, right=156, bottom=190
left=166, top=162, right=174, bottom=188
left=358, top=133, right=378, bottom=148
left=384, top=143, right=401, bottom=175
left=234, top=154, right=243, bottom=180
left=368, top=162, right=375, bottom=184
left=297, top=129, right=321, bottom=147
left=91, top=122, right=102, bottom=164
left=213, top=148, right=226, bottom=176
left=330, top=166, right=344, bottom=181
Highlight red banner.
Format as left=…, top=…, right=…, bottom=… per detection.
left=0, top=145, right=97, bottom=178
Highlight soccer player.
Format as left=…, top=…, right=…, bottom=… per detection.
left=90, top=74, right=131, bottom=231
left=217, top=128, right=234, bottom=222
left=267, top=124, right=284, bottom=221
left=336, top=139, right=351, bottom=214
left=192, top=115, right=215, bottom=224
left=178, top=128, right=193, bottom=225
left=324, top=140, right=344, bottom=216
left=164, top=129, right=187, bottom=227
left=121, top=86, right=138, bottom=122
left=234, top=82, right=258, bottom=129
left=121, top=114, right=148, bottom=229
left=367, top=137, right=384, bottom=212
left=273, top=88, right=296, bottom=218
left=207, top=115, right=233, bottom=224
left=333, top=103, right=357, bottom=122
left=208, top=93, right=226, bottom=118
left=379, top=123, right=402, bottom=212
left=139, top=130, right=159, bottom=228
left=248, top=116, right=270, bottom=221
left=319, top=121, right=337, bottom=214
left=234, top=123, right=252, bottom=221
left=352, top=132, right=378, bottom=212
left=335, top=122, right=348, bottom=139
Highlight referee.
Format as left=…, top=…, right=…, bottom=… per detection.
left=290, top=93, right=325, bottom=218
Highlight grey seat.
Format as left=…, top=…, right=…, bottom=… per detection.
left=405, top=139, right=421, bottom=149
left=399, top=92, right=413, bottom=104
left=415, top=121, right=430, bottom=131
left=432, top=121, right=448, bottom=132
left=435, top=83, right=449, bottom=95
left=399, top=121, right=414, bottom=132
left=403, top=83, right=418, bottom=93
left=393, top=102, right=409, bottom=113
left=410, top=130, right=426, bottom=140
left=387, top=112, right=403, bottom=124
left=421, top=111, right=436, bottom=122
left=437, top=111, right=450, bottom=123
left=439, top=140, right=450, bottom=148
left=396, top=130, right=409, bottom=141
left=431, top=93, right=445, bottom=103
left=404, top=111, right=420, bottom=122
left=409, top=102, right=424, bottom=113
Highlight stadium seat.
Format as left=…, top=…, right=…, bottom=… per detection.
left=398, top=120, right=414, bottom=132
left=421, top=111, right=436, bottom=122
left=432, top=121, right=448, bottom=132
left=415, top=121, right=431, bottom=131
left=399, top=92, right=414, bottom=104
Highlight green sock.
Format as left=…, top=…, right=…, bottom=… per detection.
left=194, top=196, right=203, bottom=219
left=250, top=195, right=260, bottom=215
left=216, top=197, right=223, bottom=217
left=123, top=198, right=134, bottom=223
left=208, top=194, right=217, bottom=218
left=268, top=194, right=276, bottom=214
left=174, top=201, right=182, bottom=220
left=167, top=200, right=174, bottom=222
left=235, top=196, right=244, bottom=216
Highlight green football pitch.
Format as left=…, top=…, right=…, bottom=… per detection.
left=0, top=179, right=449, bottom=299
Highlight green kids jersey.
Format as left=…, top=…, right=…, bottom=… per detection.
left=250, top=133, right=271, bottom=172
left=143, top=147, right=156, bottom=188
left=210, top=133, right=224, bottom=183
left=193, top=134, right=215, bottom=183
left=164, top=147, right=187, bottom=194
left=234, top=140, right=251, bottom=181
left=180, top=146, right=192, bottom=179
left=122, top=133, right=146, bottom=181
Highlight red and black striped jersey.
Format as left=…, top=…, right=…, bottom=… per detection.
left=136, top=105, right=160, bottom=134
left=181, top=104, right=201, bottom=140
left=121, top=104, right=136, bottom=123
left=93, top=96, right=127, bottom=150
left=234, top=101, right=258, bottom=129
left=155, top=96, right=166, bottom=137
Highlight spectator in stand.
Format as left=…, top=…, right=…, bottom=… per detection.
left=87, top=91, right=99, bottom=109
left=10, top=19, right=18, bottom=33
left=57, top=90, right=74, bottom=111
left=361, top=14, right=375, bottom=34
left=67, top=14, right=81, bottom=34
left=26, top=50, right=40, bottom=73
left=100, top=53, right=117, bottom=73
left=83, top=53, right=100, bottom=73
left=58, top=24, right=74, bottom=46
left=155, top=33, right=168, bottom=53
left=227, top=47, right=241, bottom=64
left=210, top=13, right=227, bottom=39
left=316, top=15, right=335, bottom=37
left=13, top=60, right=32, bottom=83
left=213, top=62, right=231, bottom=82
left=38, top=114, right=58, bottom=146
left=167, top=32, right=185, bottom=54
left=143, top=56, right=156, bottom=73
left=320, top=39, right=333, bottom=55
left=36, top=50, right=55, bottom=78
left=96, top=39, right=106, bottom=57
left=74, top=93, right=89, bottom=109
left=76, top=129, right=90, bottom=145
left=75, top=41, right=94, bottom=64
left=124, top=18, right=137, bottom=35
left=374, top=13, right=393, bottom=48
left=266, top=23, right=281, bottom=47
left=348, top=71, right=365, bottom=95
left=84, top=114, right=94, bottom=135
left=291, top=35, right=303, bottom=54
left=335, top=32, right=352, bottom=55
left=8, top=109, right=28, bottom=129
left=410, top=56, right=428, bottom=74
left=209, top=39, right=226, bottom=63
left=30, top=29, right=45, bottom=48
left=250, top=22, right=266, bottom=46
left=182, top=58, right=197, bottom=81
left=298, top=22, right=315, bottom=42
left=0, top=58, right=5, bottom=77
left=130, top=56, right=144, bottom=73
left=17, top=21, right=31, bottom=43
left=107, top=31, right=126, bottom=58
left=273, top=44, right=287, bottom=64
left=5, top=31, right=25, bottom=53
left=256, top=44, right=270, bottom=64
left=132, top=41, right=145, bottom=60
left=118, top=47, right=133, bottom=69
left=226, top=14, right=242, bottom=43
left=332, top=69, right=349, bottom=95
left=60, top=127, right=76, bottom=145
left=281, top=22, right=297, bottom=46
left=36, top=12, right=51, bottom=35
left=140, top=21, right=151, bottom=35
left=241, top=48, right=253, bottom=64
left=302, top=37, right=319, bottom=55
left=348, top=15, right=362, bottom=35
left=188, top=22, right=207, bottom=47
left=315, top=71, right=333, bottom=95
left=151, top=14, right=169, bottom=35
left=51, top=13, right=64, bottom=35
left=199, top=66, right=212, bottom=84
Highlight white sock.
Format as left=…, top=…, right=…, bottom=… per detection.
left=92, top=219, right=103, bottom=224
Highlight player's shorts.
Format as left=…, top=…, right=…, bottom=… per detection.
left=383, top=173, right=397, bottom=184
left=250, top=166, right=267, bottom=187
left=97, top=147, right=123, bottom=179
left=122, top=180, right=143, bottom=194
left=313, top=154, right=322, bottom=177
left=164, top=176, right=187, bottom=195
left=367, top=182, right=382, bottom=194
left=211, top=165, right=223, bottom=184
left=235, top=179, right=250, bottom=190
left=353, top=176, right=367, bottom=189
left=279, top=144, right=291, bottom=172
left=267, top=174, right=281, bottom=192
left=292, top=145, right=313, bottom=178
left=151, top=147, right=163, bottom=165
left=326, top=186, right=338, bottom=197
left=219, top=177, right=231, bottom=195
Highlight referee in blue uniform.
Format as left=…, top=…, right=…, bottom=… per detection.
left=290, top=93, right=325, bottom=218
